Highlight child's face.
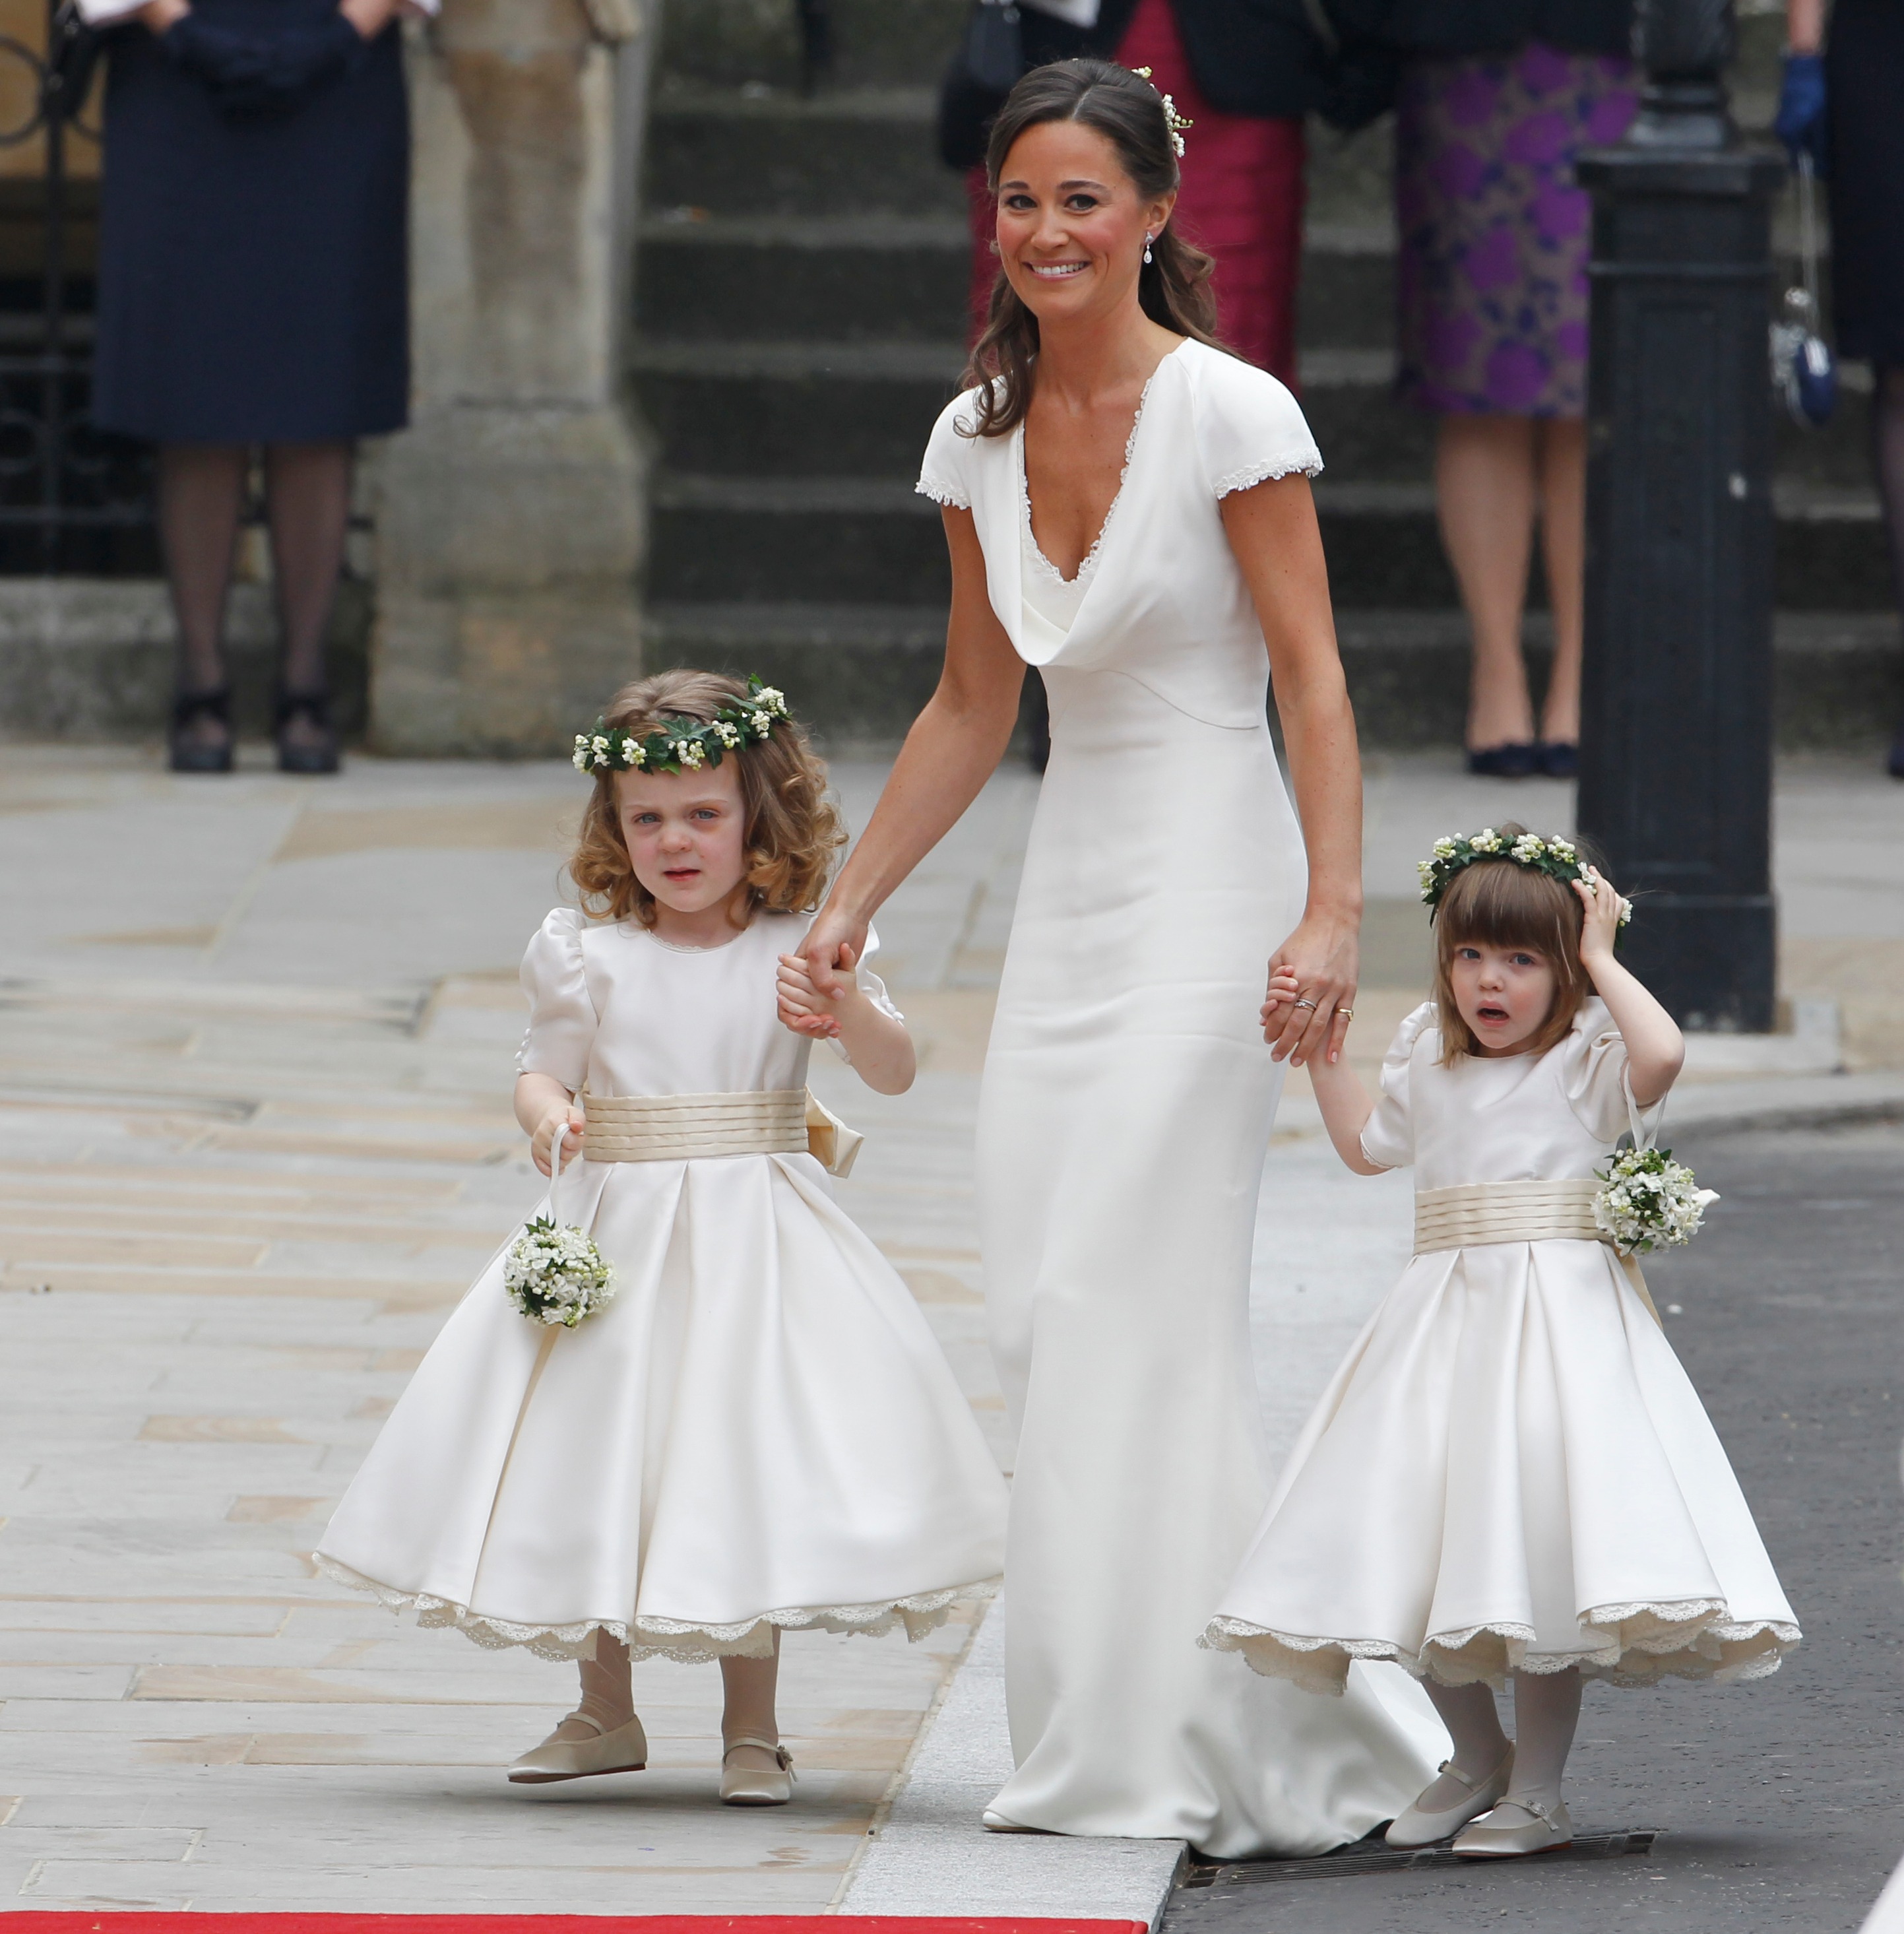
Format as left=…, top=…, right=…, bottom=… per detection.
left=1449, top=940, right=1557, bottom=1056
left=615, top=761, right=750, bottom=917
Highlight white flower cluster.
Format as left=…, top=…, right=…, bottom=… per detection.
left=503, top=1213, right=618, bottom=1328
left=1593, top=1147, right=1719, bottom=1256
left=570, top=681, right=793, bottom=777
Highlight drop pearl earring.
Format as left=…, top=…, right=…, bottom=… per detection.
left=1143, top=234, right=1154, bottom=265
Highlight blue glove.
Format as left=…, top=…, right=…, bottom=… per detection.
left=1775, top=51, right=1827, bottom=173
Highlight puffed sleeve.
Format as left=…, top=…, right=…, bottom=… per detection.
left=1561, top=998, right=1665, bottom=1145
left=1358, top=1002, right=1436, bottom=1171
left=915, top=389, right=982, bottom=510
left=822, top=924, right=905, bottom=1063
left=1190, top=353, right=1323, bottom=498
left=516, top=909, right=596, bottom=1091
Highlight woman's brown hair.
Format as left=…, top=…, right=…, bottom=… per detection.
left=1432, top=823, right=1595, bottom=1064
left=963, top=58, right=1222, bottom=439
left=569, top=670, right=844, bottom=930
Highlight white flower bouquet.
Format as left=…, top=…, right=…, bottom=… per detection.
left=1593, top=1146, right=1719, bottom=1256
left=504, top=1124, right=616, bottom=1328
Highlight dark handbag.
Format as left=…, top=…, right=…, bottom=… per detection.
left=957, top=0, right=1024, bottom=98
left=42, top=0, right=106, bottom=125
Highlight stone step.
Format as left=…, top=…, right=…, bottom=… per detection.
left=649, top=469, right=1893, bottom=611
left=631, top=336, right=1884, bottom=495
left=662, top=0, right=963, bottom=94
left=631, top=218, right=1396, bottom=347
left=649, top=600, right=1901, bottom=754
left=647, top=86, right=966, bottom=222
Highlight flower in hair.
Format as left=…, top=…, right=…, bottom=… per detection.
left=1129, top=65, right=1192, bottom=158
left=1418, top=827, right=1632, bottom=930
left=571, top=676, right=792, bottom=777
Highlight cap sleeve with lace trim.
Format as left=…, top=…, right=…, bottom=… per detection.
left=1560, top=996, right=1665, bottom=1145
left=1187, top=349, right=1323, bottom=500
left=516, top=907, right=596, bottom=1091
left=1358, top=1001, right=1438, bottom=1172
left=915, top=387, right=985, bottom=511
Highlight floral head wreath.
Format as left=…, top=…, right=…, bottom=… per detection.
left=1417, top=827, right=1632, bottom=930
left=571, top=677, right=792, bottom=777
left=1130, top=66, right=1192, bottom=158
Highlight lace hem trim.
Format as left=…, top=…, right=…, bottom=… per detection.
left=1203, top=1598, right=1800, bottom=1695
left=313, top=1553, right=1000, bottom=1663
left=1019, top=368, right=1158, bottom=591
left=1211, top=455, right=1323, bottom=499
left=915, top=477, right=970, bottom=510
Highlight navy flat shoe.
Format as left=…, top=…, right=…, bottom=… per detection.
left=1465, top=742, right=1540, bottom=778
left=1538, top=741, right=1579, bottom=779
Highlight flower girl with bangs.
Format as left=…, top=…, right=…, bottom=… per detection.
left=317, top=671, right=1006, bottom=1807
left=1205, top=823, right=1798, bottom=1857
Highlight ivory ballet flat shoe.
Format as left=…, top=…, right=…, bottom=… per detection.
left=720, top=1735, right=794, bottom=1806
left=1453, top=1796, right=1575, bottom=1858
left=1385, top=1748, right=1515, bottom=1848
left=507, top=1710, right=648, bottom=1784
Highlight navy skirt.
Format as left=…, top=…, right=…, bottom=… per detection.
left=92, top=0, right=410, bottom=444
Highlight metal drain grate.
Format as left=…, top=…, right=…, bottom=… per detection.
left=1182, top=1828, right=1658, bottom=1888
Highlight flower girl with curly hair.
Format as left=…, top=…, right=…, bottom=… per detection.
left=1205, top=824, right=1798, bottom=1857
left=317, top=670, right=1006, bottom=1805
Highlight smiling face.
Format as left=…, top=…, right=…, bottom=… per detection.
left=994, top=119, right=1175, bottom=328
left=1448, top=939, right=1559, bottom=1057
left=614, top=761, right=751, bottom=925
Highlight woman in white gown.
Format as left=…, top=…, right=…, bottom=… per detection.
left=798, top=61, right=1435, bottom=1855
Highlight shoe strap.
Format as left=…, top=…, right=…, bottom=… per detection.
left=563, top=1708, right=608, bottom=1739
left=724, top=1735, right=794, bottom=1774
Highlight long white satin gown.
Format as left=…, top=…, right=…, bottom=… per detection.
left=316, top=908, right=1007, bottom=1661
left=916, top=338, right=1434, bottom=1857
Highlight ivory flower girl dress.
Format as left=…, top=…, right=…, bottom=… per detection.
left=317, top=906, right=1007, bottom=1661
left=1206, top=998, right=1800, bottom=1692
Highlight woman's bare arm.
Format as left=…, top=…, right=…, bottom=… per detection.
left=1221, top=474, right=1364, bottom=1069
left=801, top=506, right=1025, bottom=998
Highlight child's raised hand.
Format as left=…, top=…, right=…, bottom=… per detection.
left=778, top=950, right=846, bottom=1039
left=532, top=1106, right=586, bottom=1178
left=1260, top=965, right=1304, bottom=1042
left=1572, top=866, right=1630, bottom=965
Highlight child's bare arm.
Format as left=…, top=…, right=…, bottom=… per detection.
left=1573, top=868, right=1684, bottom=1107
left=515, top=1072, right=585, bottom=1177
left=1308, top=1052, right=1389, bottom=1176
left=778, top=950, right=916, bottom=1096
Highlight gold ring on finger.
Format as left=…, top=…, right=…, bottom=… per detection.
left=1337, top=1006, right=1354, bottom=1019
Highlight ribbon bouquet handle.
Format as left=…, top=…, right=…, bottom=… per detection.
left=503, top=1115, right=618, bottom=1328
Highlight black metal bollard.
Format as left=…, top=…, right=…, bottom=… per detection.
left=1575, top=0, right=1786, bottom=1033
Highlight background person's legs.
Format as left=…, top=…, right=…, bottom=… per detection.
left=1534, top=416, right=1587, bottom=754
left=1871, top=364, right=1904, bottom=776
left=158, top=443, right=247, bottom=765
left=265, top=441, right=352, bottom=769
left=1436, top=414, right=1538, bottom=758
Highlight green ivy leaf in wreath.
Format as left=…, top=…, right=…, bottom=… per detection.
left=572, top=677, right=792, bottom=778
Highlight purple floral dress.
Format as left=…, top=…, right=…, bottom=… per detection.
left=1395, top=44, right=1637, bottom=417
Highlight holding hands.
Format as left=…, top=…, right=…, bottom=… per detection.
left=778, top=944, right=917, bottom=1096
left=1260, top=913, right=1357, bottom=1067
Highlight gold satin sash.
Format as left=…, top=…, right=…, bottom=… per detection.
left=580, top=1088, right=862, bottom=1179
left=1412, top=1177, right=1662, bottom=1326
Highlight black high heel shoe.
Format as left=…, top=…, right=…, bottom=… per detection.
left=275, top=688, right=340, bottom=775
left=1465, top=742, right=1539, bottom=779
left=168, top=684, right=235, bottom=774
left=1537, top=740, right=1579, bottom=779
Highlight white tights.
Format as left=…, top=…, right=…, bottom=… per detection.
left=1419, top=1667, right=1583, bottom=1812
left=555, top=1628, right=784, bottom=1771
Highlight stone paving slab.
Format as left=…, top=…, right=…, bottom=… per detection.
left=1, top=744, right=1898, bottom=1918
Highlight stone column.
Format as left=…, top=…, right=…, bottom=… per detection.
left=369, top=0, right=653, bottom=756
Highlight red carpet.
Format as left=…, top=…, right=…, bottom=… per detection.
left=0, top=1920, right=1146, bottom=1934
